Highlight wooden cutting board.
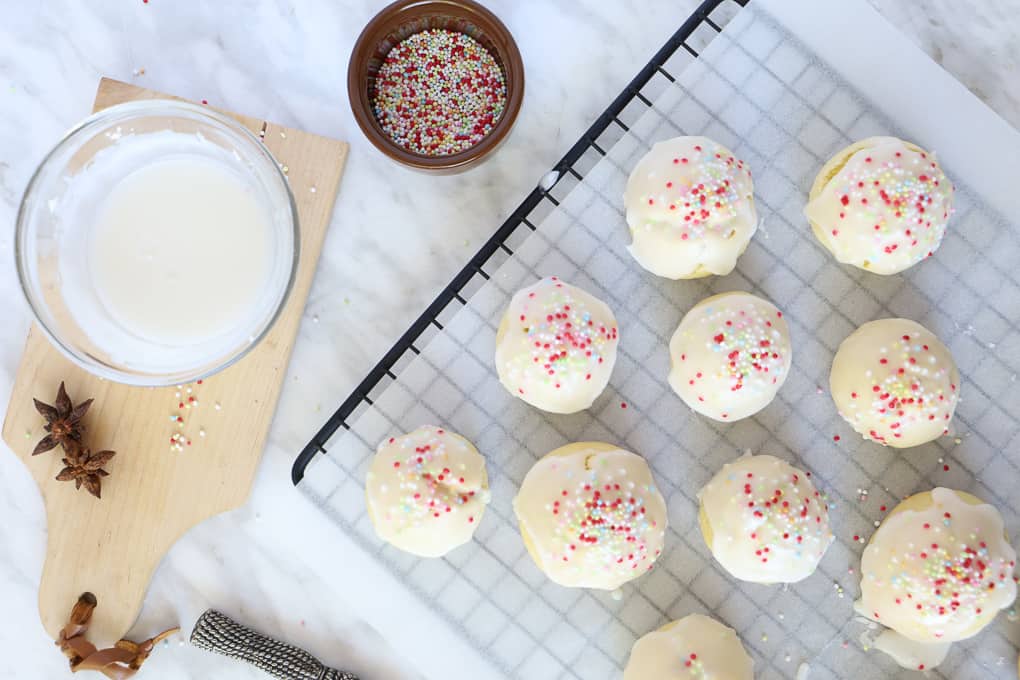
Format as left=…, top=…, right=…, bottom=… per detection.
left=2, top=78, right=347, bottom=645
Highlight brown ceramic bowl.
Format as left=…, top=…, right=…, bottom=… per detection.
left=348, top=0, right=524, bottom=173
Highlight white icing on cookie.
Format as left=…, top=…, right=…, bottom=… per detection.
left=365, top=426, right=489, bottom=557
left=872, top=630, right=951, bottom=671
left=698, top=454, right=833, bottom=584
left=858, top=488, right=1017, bottom=643
left=830, top=318, right=959, bottom=448
left=668, top=292, right=791, bottom=422
left=495, top=277, right=619, bottom=414
left=624, top=614, right=753, bottom=680
left=513, top=442, right=667, bottom=590
left=805, top=136, right=954, bottom=275
left=624, top=136, right=757, bottom=279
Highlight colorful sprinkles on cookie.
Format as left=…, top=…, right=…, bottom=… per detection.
left=699, top=454, right=833, bottom=583
left=514, top=445, right=668, bottom=590
left=366, top=426, right=488, bottom=557
left=859, top=488, right=1018, bottom=642
left=496, top=277, right=619, bottom=414
left=680, top=651, right=705, bottom=677
left=624, top=614, right=754, bottom=680
left=830, top=319, right=959, bottom=448
left=372, top=29, right=507, bottom=156
left=625, top=136, right=758, bottom=278
left=375, top=429, right=478, bottom=524
left=546, top=463, right=661, bottom=576
left=635, top=140, right=751, bottom=239
left=806, top=137, right=955, bottom=275
left=669, top=292, right=791, bottom=422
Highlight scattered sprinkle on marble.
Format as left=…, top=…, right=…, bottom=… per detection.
left=372, top=29, right=507, bottom=156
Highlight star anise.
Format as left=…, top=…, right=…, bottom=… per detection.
left=33, top=381, right=93, bottom=456
left=56, top=445, right=115, bottom=499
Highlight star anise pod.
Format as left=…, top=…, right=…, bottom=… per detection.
left=33, top=381, right=93, bottom=456
left=56, top=446, right=115, bottom=499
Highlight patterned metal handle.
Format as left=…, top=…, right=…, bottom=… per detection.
left=190, top=609, right=359, bottom=680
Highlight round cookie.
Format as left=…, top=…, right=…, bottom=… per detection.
left=830, top=318, right=959, bottom=448
left=668, top=291, right=791, bottom=422
left=858, top=488, right=1017, bottom=643
left=624, top=136, right=757, bottom=279
left=804, top=136, right=954, bottom=275
left=624, top=614, right=753, bottom=680
left=495, top=276, right=619, bottom=414
left=513, top=442, right=668, bottom=590
left=365, top=426, right=489, bottom=557
left=698, top=453, right=833, bottom=584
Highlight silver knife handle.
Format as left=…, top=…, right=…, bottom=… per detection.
left=190, top=609, right=359, bottom=680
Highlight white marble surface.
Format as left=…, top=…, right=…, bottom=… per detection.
left=0, top=1, right=1018, bottom=678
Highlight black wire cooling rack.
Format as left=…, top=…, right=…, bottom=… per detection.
left=292, top=0, right=748, bottom=484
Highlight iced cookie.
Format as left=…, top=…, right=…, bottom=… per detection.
left=366, top=426, right=489, bottom=557
left=698, top=453, right=833, bottom=583
left=805, top=136, right=954, bottom=275
left=830, top=318, right=958, bottom=448
left=857, top=488, right=1016, bottom=668
left=624, top=136, right=757, bottom=279
left=513, top=442, right=667, bottom=590
left=495, top=276, right=619, bottom=414
left=668, top=291, right=791, bottom=422
left=624, top=614, right=753, bottom=680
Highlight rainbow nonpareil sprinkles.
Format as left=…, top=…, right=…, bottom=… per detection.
left=830, top=319, right=959, bottom=448
left=699, top=454, right=833, bottom=584
left=365, top=426, right=489, bottom=557
left=496, top=276, right=620, bottom=414
left=372, top=29, right=507, bottom=156
left=859, top=488, right=1018, bottom=643
left=513, top=445, right=668, bottom=590
left=804, top=136, right=955, bottom=275
left=668, top=292, right=791, bottom=422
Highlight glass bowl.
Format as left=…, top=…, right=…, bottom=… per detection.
left=15, top=100, right=299, bottom=386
